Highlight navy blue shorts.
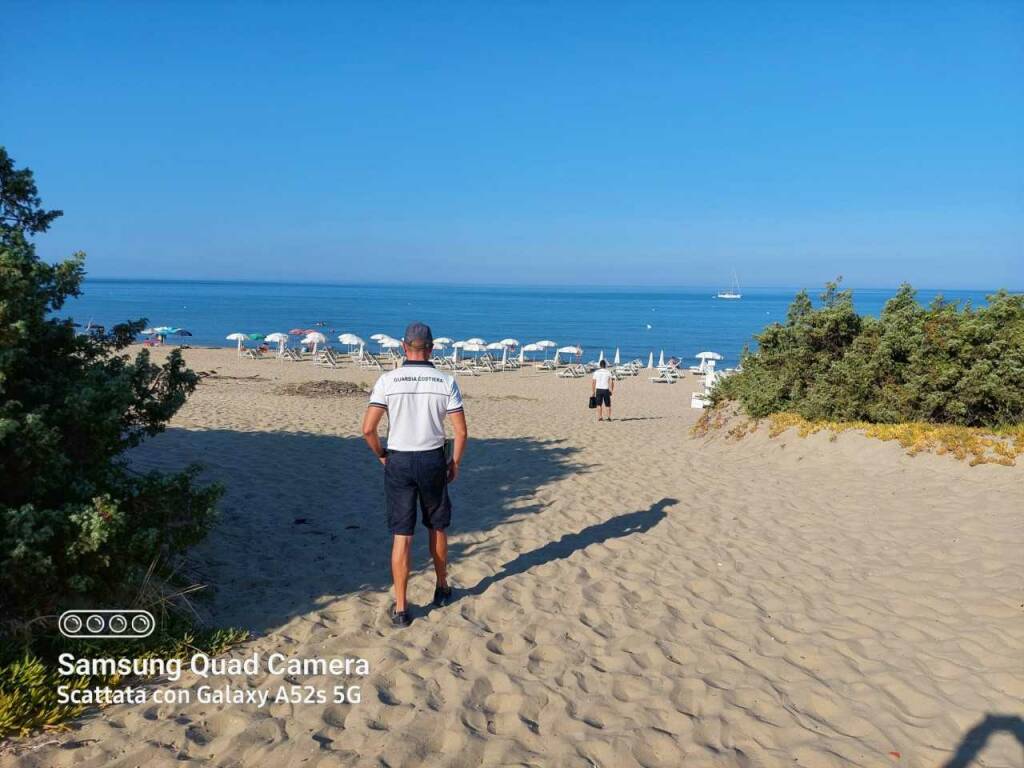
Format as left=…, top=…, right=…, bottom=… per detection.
left=384, top=447, right=452, bottom=535
left=595, top=388, right=611, bottom=407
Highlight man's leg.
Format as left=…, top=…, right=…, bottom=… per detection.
left=391, top=534, right=413, bottom=612
left=428, top=529, right=448, bottom=589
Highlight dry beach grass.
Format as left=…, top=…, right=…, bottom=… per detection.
left=3, top=347, right=1022, bottom=767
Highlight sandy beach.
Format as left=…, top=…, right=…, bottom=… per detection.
left=4, top=347, right=1022, bottom=768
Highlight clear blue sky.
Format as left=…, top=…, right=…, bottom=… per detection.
left=3, top=1, right=1021, bottom=289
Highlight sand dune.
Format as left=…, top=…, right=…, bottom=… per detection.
left=3, top=348, right=1022, bottom=768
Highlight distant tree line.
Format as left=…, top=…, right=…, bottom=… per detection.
left=714, top=279, right=1024, bottom=428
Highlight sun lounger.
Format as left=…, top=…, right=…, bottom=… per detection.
left=649, top=370, right=677, bottom=383
left=558, top=364, right=586, bottom=378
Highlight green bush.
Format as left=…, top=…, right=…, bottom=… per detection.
left=0, top=147, right=222, bottom=630
left=715, top=279, right=1024, bottom=427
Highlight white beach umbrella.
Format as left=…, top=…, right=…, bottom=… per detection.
left=302, top=331, right=327, bottom=355
left=499, top=338, right=519, bottom=347
left=658, top=350, right=665, bottom=368
left=370, top=333, right=388, bottom=342
left=462, top=342, right=487, bottom=353
left=381, top=338, right=403, bottom=349
left=695, top=351, right=723, bottom=361
left=265, top=332, right=289, bottom=354
left=534, top=339, right=557, bottom=360
left=432, top=340, right=449, bottom=351
left=599, top=350, right=605, bottom=363
left=647, top=352, right=654, bottom=369
left=522, top=343, right=542, bottom=352
left=466, top=337, right=486, bottom=345
left=486, top=342, right=505, bottom=351
left=614, top=348, right=621, bottom=365
left=501, top=346, right=509, bottom=367
left=226, top=332, right=247, bottom=355
left=452, top=340, right=467, bottom=348
left=519, top=346, right=525, bottom=365
left=433, top=336, right=453, bottom=345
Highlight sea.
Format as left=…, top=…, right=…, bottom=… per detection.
left=64, top=280, right=999, bottom=369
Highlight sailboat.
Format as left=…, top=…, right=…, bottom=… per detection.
left=716, top=270, right=742, bottom=300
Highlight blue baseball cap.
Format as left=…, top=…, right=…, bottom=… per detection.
left=403, top=322, right=433, bottom=347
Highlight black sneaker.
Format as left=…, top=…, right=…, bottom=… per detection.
left=432, top=585, right=453, bottom=608
left=389, top=604, right=411, bottom=628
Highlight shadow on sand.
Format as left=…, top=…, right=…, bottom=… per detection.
left=130, top=429, right=592, bottom=632
left=942, top=714, right=1024, bottom=768
left=457, top=497, right=676, bottom=601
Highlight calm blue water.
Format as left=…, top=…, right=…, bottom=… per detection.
left=64, top=281, right=998, bottom=369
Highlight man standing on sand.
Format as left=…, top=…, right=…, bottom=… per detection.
left=592, top=359, right=615, bottom=421
left=361, top=322, right=468, bottom=628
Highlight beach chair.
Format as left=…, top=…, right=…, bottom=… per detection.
left=360, top=351, right=384, bottom=372
left=243, top=348, right=264, bottom=360
left=539, top=359, right=558, bottom=371
left=558, top=364, right=585, bottom=378
left=649, top=370, right=676, bottom=383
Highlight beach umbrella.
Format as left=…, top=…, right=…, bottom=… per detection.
left=486, top=342, right=505, bottom=351
left=173, top=329, right=193, bottom=337
left=535, top=339, right=557, bottom=360
left=462, top=342, right=487, bottom=354
left=501, top=345, right=509, bottom=367
left=248, top=333, right=265, bottom=341
left=226, top=332, right=247, bottom=355
left=302, top=331, right=326, bottom=355
left=519, top=346, right=525, bottom=365
left=289, top=328, right=312, bottom=336
left=432, top=340, right=448, bottom=350
left=614, top=348, right=621, bottom=365
left=466, top=337, right=486, bottom=345
left=381, top=338, right=403, bottom=349
left=695, top=351, right=723, bottom=361
left=265, top=332, right=289, bottom=354
left=264, top=331, right=288, bottom=354
left=658, top=350, right=665, bottom=368
left=433, top=336, right=453, bottom=345
left=556, top=345, right=582, bottom=365
left=499, top=338, right=519, bottom=347
left=522, top=343, right=542, bottom=352
left=599, top=350, right=605, bottom=363
left=647, top=352, right=654, bottom=369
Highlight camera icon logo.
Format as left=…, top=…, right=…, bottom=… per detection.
left=59, top=610, right=155, bottom=639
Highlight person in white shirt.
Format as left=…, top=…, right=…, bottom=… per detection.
left=362, top=322, right=468, bottom=628
left=592, top=359, right=615, bottom=421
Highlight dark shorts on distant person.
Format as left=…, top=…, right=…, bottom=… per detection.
left=595, top=388, right=612, bottom=407
left=384, top=447, right=451, bottom=535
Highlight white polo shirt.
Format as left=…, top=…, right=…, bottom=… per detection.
left=368, top=361, right=464, bottom=451
left=593, top=368, right=613, bottom=390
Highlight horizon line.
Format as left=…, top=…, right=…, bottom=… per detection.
left=80, top=276, right=1021, bottom=295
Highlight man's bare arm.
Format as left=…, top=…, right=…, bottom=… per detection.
left=447, top=410, right=468, bottom=482
left=362, top=406, right=387, bottom=464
